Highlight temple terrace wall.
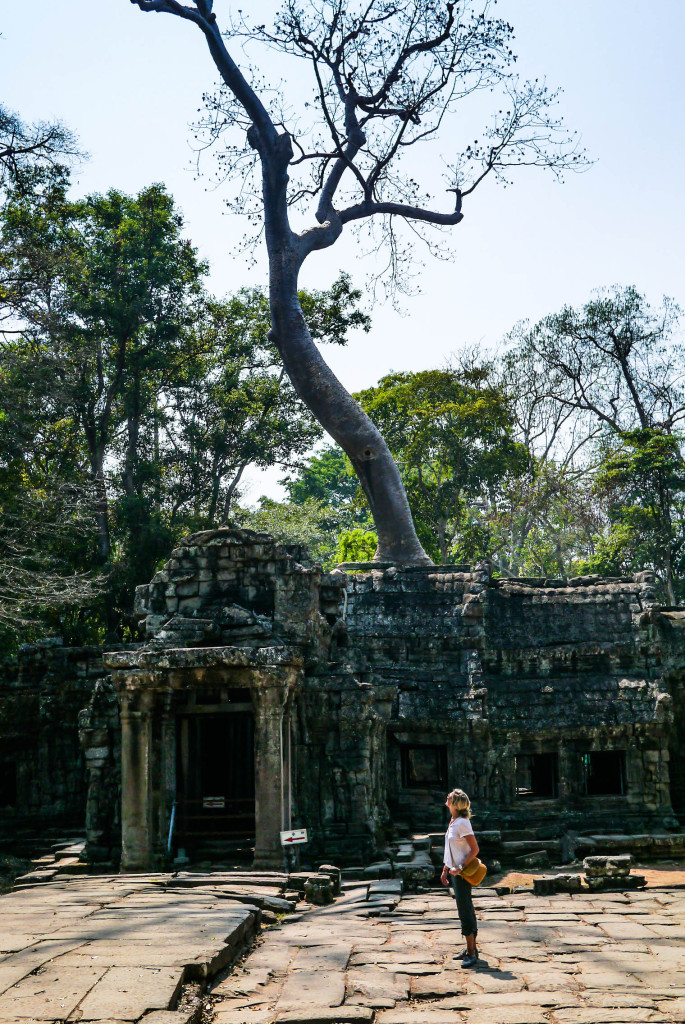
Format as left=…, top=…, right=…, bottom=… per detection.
left=4, top=528, right=684, bottom=871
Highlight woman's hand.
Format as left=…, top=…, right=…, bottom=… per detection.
left=449, top=867, right=460, bottom=876
left=440, top=867, right=449, bottom=887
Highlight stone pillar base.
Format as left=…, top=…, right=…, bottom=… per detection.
left=252, top=850, right=286, bottom=871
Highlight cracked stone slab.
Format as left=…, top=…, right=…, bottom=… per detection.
left=377, top=1011, right=470, bottom=1023
left=552, top=1008, right=672, bottom=1023
left=142, top=1013, right=201, bottom=1024
left=468, top=972, right=527, bottom=993
left=385, top=962, right=443, bottom=975
left=350, top=950, right=442, bottom=966
left=0, top=964, right=106, bottom=1021
left=212, top=967, right=272, bottom=996
left=289, top=944, right=352, bottom=971
left=275, top=1009, right=373, bottom=1024
left=410, top=972, right=468, bottom=998
left=276, top=969, right=346, bottom=1011
left=75, top=966, right=182, bottom=1021
left=598, top=920, right=660, bottom=940
left=521, top=971, right=580, bottom=992
left=345, top=968, right=410, bottom=1007
left=213, top=1012, right=274, bottom=1024
left=461, top=1010, right=549, bottom=1024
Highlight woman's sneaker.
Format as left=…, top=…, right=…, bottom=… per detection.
left=461, top=950, right=479, bottom=968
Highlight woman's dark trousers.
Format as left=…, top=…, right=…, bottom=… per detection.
left=451, top=874, right=478, bottom=936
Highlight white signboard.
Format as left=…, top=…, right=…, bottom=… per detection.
left=203, top=796, right=225, bottom=809
left=280, top=828, right=308, bottom=846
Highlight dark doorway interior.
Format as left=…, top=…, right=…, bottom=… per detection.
left=176, top=711, right=255, bottom=851
left=583, top=750, right=626, bottom=795
left=515, top=752, right=558, bottom=798
left=0, top=761, right=17, bottom=808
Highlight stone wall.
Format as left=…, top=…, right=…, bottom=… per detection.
left=11, top=529, right=682, bottom=873
left=78, top=678, right=121, bottom=867
left=318, top=565, right=677, bottom=850
left=0, top=641, right=108, bottom=836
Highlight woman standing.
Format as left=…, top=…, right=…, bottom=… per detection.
left=441, top=788, right=480, bottom=967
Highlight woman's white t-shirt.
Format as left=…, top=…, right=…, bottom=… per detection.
left=444, top=815, right=475, bottom=870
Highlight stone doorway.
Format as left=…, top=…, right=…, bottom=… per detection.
left=176, top=707, right=256, bottom=856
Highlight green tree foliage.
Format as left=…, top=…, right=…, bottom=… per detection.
left=165, top=276, right=368, bottom=531
left=506, top=286, right=685, bottom=596
left=515, top=286, right=685, bottom=435
left=283, top=444, right=360, bottom=510
left=356, top=369, right=528, bottom=564
left=580, top=429, right=685, bottom=603
left=0, top=169, right=210, bottom=629
left=0, top=104, right=79, bottom=195
left=334, top=528, right=378, bottom=565
left=462, top=459, right=603, bottom=578
left=239, top=497, right=340, bottom=567
left=0, top=163, right=368, bottom=640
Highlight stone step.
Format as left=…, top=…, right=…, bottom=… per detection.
left=367, top=879, right=403, bottom=901
left=576, top=832, right=685, bottom=858
left=501, top=839, right=561, bottom=855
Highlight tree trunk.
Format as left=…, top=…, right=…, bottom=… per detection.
left=268, top=255, right=430, bottom=565
left=91, top=456, right=111, bottom=564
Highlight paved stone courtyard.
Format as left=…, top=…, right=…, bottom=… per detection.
left=2, top=874, right=685, bottom=1023
left=214, top=884, right=685, bottom=1024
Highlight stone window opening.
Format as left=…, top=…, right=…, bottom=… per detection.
left=400, top=745, right=448, bottom=789
left=0, top=761, right=17, bottom=808
left=582, top=750, right=626, bottom=796
left=515, top=752, right=558, bottom=798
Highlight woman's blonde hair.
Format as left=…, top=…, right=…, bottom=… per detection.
left=446, top=788, right=471, bottom=818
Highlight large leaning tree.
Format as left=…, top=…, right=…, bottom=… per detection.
left=130, top=0, right=586, bottom=564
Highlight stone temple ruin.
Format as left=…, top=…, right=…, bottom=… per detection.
left=2, top=527, right=685, bottom=875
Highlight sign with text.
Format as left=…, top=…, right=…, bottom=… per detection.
left=202, top=796, right=225, bottom=809
left=280, top=828, right=308, bottom=846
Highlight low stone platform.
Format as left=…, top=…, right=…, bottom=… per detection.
left=0, top=872, right=281, bottom=1022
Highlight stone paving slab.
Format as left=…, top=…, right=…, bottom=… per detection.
left=0, top=874, right=268, bottom=1022
left=275, top=1009, right=374, bottom=1024
left=345, top=968, right=410, bottom=1007
left=276, top=968, right=346, bottom=1010
left=289, top=943, right=352, bottom=971
left=76, top=966, right=182, bottom=1021
left=0, top=964, right=106, bottom=1020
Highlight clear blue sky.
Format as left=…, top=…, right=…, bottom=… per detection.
left=2, top=1, right=684, bottom=499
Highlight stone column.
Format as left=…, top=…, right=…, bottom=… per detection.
left=252, top=675, right=292, bottom=870
left=120, top=688, right=155, bottom=871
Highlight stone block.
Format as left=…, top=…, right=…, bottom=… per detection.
left=583, top=854, right=633, bottom=877
left=516, top=850, right=550, bottom=869
left=317, top=864, right=341, bottom=895
left=175, top=579, right=199, bottom=598
left=363, top=861, right=393, bottom=879
left=304, top=874, right=334, bottom=905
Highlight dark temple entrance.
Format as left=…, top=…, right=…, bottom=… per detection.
left=176, top=706, right=256, bottom=856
